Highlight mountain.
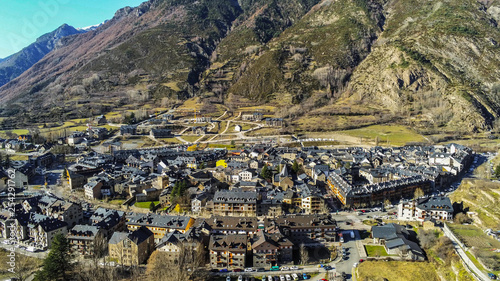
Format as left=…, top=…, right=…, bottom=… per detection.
left=0, top=0, right=499, bottom=134
left=0, top=24, right=85, bottom=88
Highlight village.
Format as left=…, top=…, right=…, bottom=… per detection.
left=0, top=123, right=485, bottom=281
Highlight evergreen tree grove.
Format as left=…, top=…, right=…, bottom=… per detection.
left=34, top=233, right=73, bottom=281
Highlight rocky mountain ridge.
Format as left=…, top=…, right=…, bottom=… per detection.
left=0, top=0, right=499, bottom=134
left=0, top=24, right=85, bottom=87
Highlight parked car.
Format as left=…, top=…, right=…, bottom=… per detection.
left=257, top=268, right=265, bottom=272
left=238, top=276, right=243, bottom=281
left=233, top=268, right=243, bottom=272
left=280, top=266, right=289, bottom=271
left=226, top=277, right=231, bottom=281
left=290, top=265, right=298, bottom=270
left=285, top=275, right=291, bottom=281
left=302, top=273, right=309, bottom=280
left=270, top=266, right=280, bottom=271
left=353, top=262, right=359, bottom=268
left=244, top=268, right=253, bottom=272
left=359, top=259, right=364, bottom=262
left=488, top=273, right=497, bottom=280
left=220, top=269, right=229, bottom=272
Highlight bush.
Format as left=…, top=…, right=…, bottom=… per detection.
left=418, top=229, right=438, bottom=249
left=435, top=237, right=456, bottom=264
left=454, top=213, right=473, bottom=224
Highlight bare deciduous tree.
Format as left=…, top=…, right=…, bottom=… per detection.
left=146, top=241, right=207, bottom=281
left=300, top=243, right=309, bottom=265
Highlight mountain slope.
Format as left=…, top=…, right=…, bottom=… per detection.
left=343, top=0, right=500, bottom=133
left=0, top=0, right=500, bottom=134
left=0, top=24, right=84, bottom=87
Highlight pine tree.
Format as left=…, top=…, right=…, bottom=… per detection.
left=34, top=233, right=73, bottom=281
left=150, top=202, right=156, bottom=212
left=260, top=165, right=272, bottom=181
left=495, top=165, right=500, bottom=178
left=292, top=160, right=300, bottom=174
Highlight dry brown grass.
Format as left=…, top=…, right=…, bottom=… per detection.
left=357, top=261, right=439, bottom=281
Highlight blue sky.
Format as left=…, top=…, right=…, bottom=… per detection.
left=0, top=0, right=146, bottom=58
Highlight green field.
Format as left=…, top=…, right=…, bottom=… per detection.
left=9, top=155, right=29, bottom=161
left=448, top=223, right=500, bottom=273
left=108, top=199, right=125, bottom=206
left=365, top=245, right=390, bottom=257
left=208, top=143, right=236, bottom=149
left=232, top=123, right=254, bottom=131
left=158, top=137, right=182, bottom=144
left=340, top=125, right=426, bottom=146
left=0, top=129, right=30, bottom=137
left=134, top=201, right=160, bottom=208
left=448, top=224, right=500, bottom=249
left=181, top=135, right=203, bottom=143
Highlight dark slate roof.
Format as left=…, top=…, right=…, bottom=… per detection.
left=265, top=214, right=337, bottom=229
left=109, top=232, right=128, bottom=245
left=209, top=234, right=247, bottom=253
left=25, top=212, right=68, bottom=232
left=417, top=197, right=453, bottom=212
left=109, top=226, right=153, bottom=245
left=127, top=213, right=191, bottom=230
left=371, top=223, right=408, bottom=240
left=385, top=237, right=406, bottom=249
left=68, top=225, right=100, bottom=240
left=208, top=216, right=258, bottom=232
left=90, top=207, right=125, bottom=230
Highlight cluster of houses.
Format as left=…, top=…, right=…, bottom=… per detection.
left=0, top=142, right=474, bottom=268
left=0, top=135, right=54, bottom=154
left=0, top=192, right=339, bottom=268
left=326, top=144, right=473, bottom=206
left=2, top=144, right=473, bottom=217
left=371, top=223, right=425, bottom=260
